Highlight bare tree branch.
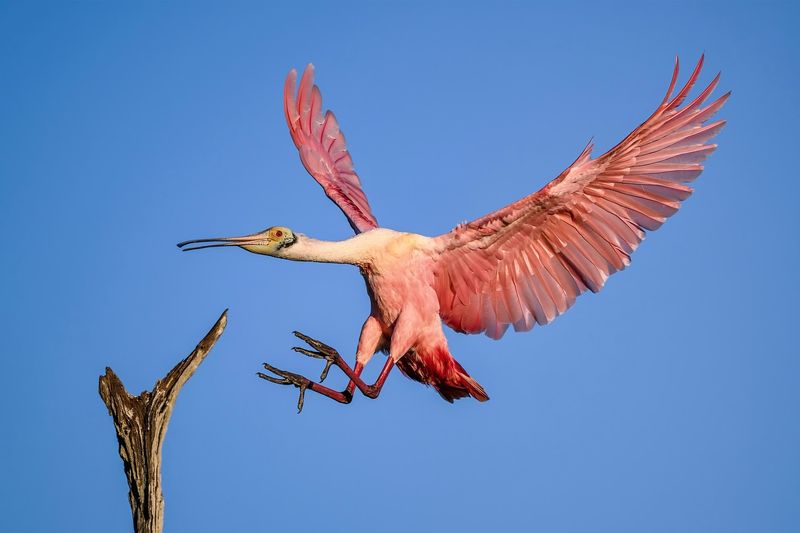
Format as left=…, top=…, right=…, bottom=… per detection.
left=99, top=310, right=228, bottom=533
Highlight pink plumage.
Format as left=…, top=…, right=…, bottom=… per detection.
left=284, top=65, right=379, bottom=234
left=181, top=56, right=728, bottom=409
left=432, top=55, right=728, bottom=340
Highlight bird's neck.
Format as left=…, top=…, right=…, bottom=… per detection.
left=277, top=235, right=368, bottom=265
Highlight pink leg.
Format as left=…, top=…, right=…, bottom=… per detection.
left=258, top=331, right=395, bottom=412
left=311, top=357, right=394, bottom=401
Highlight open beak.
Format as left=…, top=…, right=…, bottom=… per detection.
left=177, top=231, right=267, bottom=252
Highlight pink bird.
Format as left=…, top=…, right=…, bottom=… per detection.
left=179, top=56, right=728, bottom=412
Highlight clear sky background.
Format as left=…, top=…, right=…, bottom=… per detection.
left=2, top=2, right=798, bottom=532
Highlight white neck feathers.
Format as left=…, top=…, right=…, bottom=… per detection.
left=276, top=235, right=371, bottom=265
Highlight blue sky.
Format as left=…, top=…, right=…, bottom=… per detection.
left=1, top=2, right=798, bottom=532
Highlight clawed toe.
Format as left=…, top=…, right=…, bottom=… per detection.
left=257, top=363, right=312, bottom=413
left=291, top=331, right=342, bottom=382
left=292, top=331, right=338, bottom=355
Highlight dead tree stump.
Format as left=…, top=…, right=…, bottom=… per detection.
left=99, top=310, right=227, bottom=533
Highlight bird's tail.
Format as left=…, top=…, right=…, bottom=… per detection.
left=397, top=345, right=489, bottom=403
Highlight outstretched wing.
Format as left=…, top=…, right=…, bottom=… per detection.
left=432, top=56, right=729, bottom=339
left=284, top=65, right=379, bottom=234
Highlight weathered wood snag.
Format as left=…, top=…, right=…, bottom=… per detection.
left=99, top=310, right=227, bottom=533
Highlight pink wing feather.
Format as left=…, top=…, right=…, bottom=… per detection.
left=432, top=56, right=729, bottom=339
left=284, top=65, right=379, bottom=234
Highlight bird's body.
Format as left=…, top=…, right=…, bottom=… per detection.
left=274, top=227, right=488, bottom=400
left=354, top=229, right=489, bottom=401
left=180, top=56, right=728, bottom=409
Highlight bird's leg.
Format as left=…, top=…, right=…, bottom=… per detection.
left=258, top=363, right=354, bottom=413
left=291, top=331, right=394, bottom=398
left=258, top=353, right=394, bottom=413
left=345, top=357, right=394, bottom=399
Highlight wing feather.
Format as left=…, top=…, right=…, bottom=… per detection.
left=284, top=65, right=379, bottom=233
left=432, top=56, right=728, bottom=339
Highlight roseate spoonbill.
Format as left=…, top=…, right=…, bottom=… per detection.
left=179, top=56, right=728, bottom=412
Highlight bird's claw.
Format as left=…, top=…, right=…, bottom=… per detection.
left=257, top=333, right=344, bottom=412
left=257, top=362, right=311, bottom=413
left=291, top=331, right=342, bottom=383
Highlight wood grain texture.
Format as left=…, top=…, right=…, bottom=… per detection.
left=99, top=310, right=227, bottom=533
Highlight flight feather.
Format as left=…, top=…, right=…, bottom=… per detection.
left=284, top=64, right=379, bottom=234
left=432, top=55, right=729, bottom=339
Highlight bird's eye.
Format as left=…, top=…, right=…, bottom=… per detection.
left=275, top=230, right=283, bottom=237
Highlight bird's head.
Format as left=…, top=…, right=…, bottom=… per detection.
left=177, top=226, right=297, bottom=257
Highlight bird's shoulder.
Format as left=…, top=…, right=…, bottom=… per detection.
left=356, top=228, right=435, bottom=262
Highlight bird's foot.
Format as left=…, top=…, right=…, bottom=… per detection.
left=257, top=363, right=312, bottom=413
left=290, top=331, right=343, bottom=383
